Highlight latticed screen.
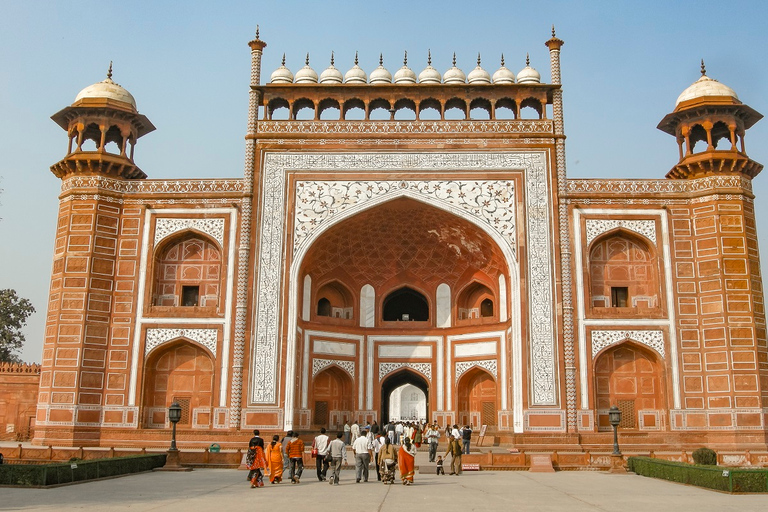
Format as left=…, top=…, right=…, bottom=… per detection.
left=618, top=400, right=635, bottom=428
left=314, top=401, right=328, bottom=426
left=173, top=397, right=191, bottom=425
left=482, top=401, right=496, bottom=426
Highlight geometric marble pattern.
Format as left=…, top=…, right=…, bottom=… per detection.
left=455, top=359, right=498, bottom=383
left=585, top=219, right=656, bottom=246
left=312, top=358, right=355, bottom=378
left=145, top=328, right=218, bottom=356
left=379, top=362, right=432, bottom=381
left=591, top=330, right=665, bottom=358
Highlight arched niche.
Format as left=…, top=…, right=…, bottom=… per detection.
left=457, top=367, right=497, bottom=427
left=519, top=97, right=542, bottom=119
left=151, top=233, right=222, bottom=310
left=594, top=341, right=665, bottom=430
left=456, top=280, right=496, bottom=322
left=588, top=231, right=659, bottom=310
left=315, top=280, right=354, bottom=320
left=142, top=340, right=215, bottom=428
left=380, top=369, right=429, bottom=423
left=311, top=366, right=354, bottom=429
left=382, top=286, right=429, bottom=322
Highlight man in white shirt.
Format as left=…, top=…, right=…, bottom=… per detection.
left=451, top=424, right=461, bottom=440
left=352, top=428, right=372, bottom=482
left=426, top=422, right=440, bottom=462
left=313, top=427, right=330, bottom=481
left=395, top=422, right=404, bottom=444
left=350, top=420, right=361, bottom=444
left=372, top=433, right=385, bottom=481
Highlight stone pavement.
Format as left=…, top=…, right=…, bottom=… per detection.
left=2, top=463, right=767, bottom=511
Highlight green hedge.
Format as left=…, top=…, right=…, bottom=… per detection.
left=0, top=454, right=167, bottom=487
left=628, top=456, right=768, bottom=493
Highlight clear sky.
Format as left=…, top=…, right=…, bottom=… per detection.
left=1, top=0, right=767, bottom=363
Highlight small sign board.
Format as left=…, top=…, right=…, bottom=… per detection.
left=70, top=463, right=78, bottom=469
left=462, top=463, right=480, bottom=471
left=477, top=424, right=488, bottom=446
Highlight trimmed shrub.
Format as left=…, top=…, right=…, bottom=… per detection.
left=0, top=454, right=167, bottom=487
left=692, top=447, right=717, bottom=466
left=628, top=456, right=768, bottom=493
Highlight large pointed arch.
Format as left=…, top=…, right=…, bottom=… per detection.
left=284, top=190, right=523, bottom=431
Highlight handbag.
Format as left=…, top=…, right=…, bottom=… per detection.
left=311, top=438, right=318, bottom=458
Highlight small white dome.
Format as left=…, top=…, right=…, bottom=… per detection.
left=443, top=53, right=466, bottom=84
left=418, top=50, right=442, bottom=84
left=675, top=62, right=739, bottom=107
left=270, top=54, right=294, bottom=84
left=467, top=54, right=491, bottom=84
left=517, top=54, right=540, bottom=84
left=74, top=63, right=137, bottom=109
left=369, top=54, right=392, bottom=84
left=344, top=52, right=367, bottom=84
left=319, top=52, right=343, bottom=84
left=393, top=51, right=417, bottom=84
left=294, top=54, right=318, bottom=84
left=492, top=54, right=515, bottom=84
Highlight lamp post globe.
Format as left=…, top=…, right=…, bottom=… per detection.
left=608, top=405, right=621, bottom=455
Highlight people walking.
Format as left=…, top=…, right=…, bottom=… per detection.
left=398, top=436, right=417, bottom=485
left=373, top=433, right=385, bottom=481
left=328, top=432, right=347, bottom=485
left=343, top=421, right=351, bottom=445
left=377, top=437, right=398, bottom=484
left=280, top=430, right=292, bottom=474
left=265, top=434, right=283, bottom=484
left=313, top=427, right=330, bottom=481
left=350, top=420, right=360, bottom=445
left=386, top=421, right=396, bottom=445
left=370, top=420, right=380, bottom=436
left=426, top=422, right=440, bottom=462
left=445, top=434, right=463, bottom=476
left=352, top=428, right=372, bottom=482
left=286, top=431, right=305, bottom=483
left=413, top=423, right=423, bottom=448
left=245, top=429, right=267, bottom=488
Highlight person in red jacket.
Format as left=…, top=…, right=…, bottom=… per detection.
left=286, top=431, right=305, bottom=483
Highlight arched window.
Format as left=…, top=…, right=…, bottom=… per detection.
left=383, top=287, right=429, bottom=321
left=456, top=281, right=496, bottom=321
left=480, top=298, right=494, bottom=317
left=317, top=297, right=331, bottom=316
left=589, top=232, right=658, bottom=309
left=153, top=234, right=222, bottom=309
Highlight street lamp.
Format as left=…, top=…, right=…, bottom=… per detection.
left=168, top=402, right=182, bottom=451
left=608, top=405, right=626, bottom=473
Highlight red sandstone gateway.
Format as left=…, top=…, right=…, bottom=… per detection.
left=5, top=28, right=765, bottom=461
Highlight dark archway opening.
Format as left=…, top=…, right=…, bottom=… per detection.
left=382, top=287, right=429, bottom=321
left=380, top=369, right=429, bottom=423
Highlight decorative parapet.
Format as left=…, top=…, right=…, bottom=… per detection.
left=0, top=362, right=42, bottom=374
left=258, top=119, right=554, bottom=136
left=567, top=175, right=752, bottom=197
left=61, top=175, right=244, bottom=195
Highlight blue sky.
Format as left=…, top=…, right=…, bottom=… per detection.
left=1, top=0, right=767, bottom=362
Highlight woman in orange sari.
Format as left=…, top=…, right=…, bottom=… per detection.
left=265, top=434, right=284, bottom=484
left=246, top=430, right=267, bottom=488
left=398, top=436, right=417, bottom=485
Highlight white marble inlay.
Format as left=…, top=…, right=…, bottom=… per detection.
left=312, top=358, right=355, bottom=378
left=455, top=359, right=498, bottom=383
left=145, top=328, right=218, bottom=356
left=591, top=330, right=665, bottom=358
left=379, top=362, right=432, bottom=381
left=154, top=218, right=225, bottom=246
left=313, top=340, right=356, bottom=357
left=378, top=344, right=432, bottom=359
left=454, top=341, right=497, bottom=358
left=585, top=219, right=656, bottom=246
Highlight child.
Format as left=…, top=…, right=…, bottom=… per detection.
left=436, top=455, right=445, bottom=475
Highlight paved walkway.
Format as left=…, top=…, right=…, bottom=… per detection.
left=2, top=463, right=767, bottom=511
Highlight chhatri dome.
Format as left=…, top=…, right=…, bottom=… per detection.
left=74, top=63, right=137, bottom=110
left=675, top=60, right=739, bottom=108
left=270, top=54, right=294, bottom=83
left=294, top=54, right=319, bottom=83
left=369, top=54, right=393, bottom=84
left=344, top=52, right=368, bottom=84
left=393, top=51, right=417, bottom=84
left=319, top=52, right=343, bottom=84
left=418, top=50, right=442, bottom=84
left=492, top=54, right=515, bottom=84
left=443, top=53, right=467, bottom=84
left=467, top=53, right=491, bottom=84
left=516, top=54, right=541, bottom=84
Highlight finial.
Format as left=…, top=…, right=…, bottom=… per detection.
left=477, top=53, right=481, bottom=66
left=256, top=25, right=260, bottom=39
left=107, top=61, right=113, bottom=80
left=526, top=53, right=530, bottom=67
left=500, top=53, right=505, bottom=67
left=403, top=51, right=408, bottom=66
left=281, top=53, right=286, bottom=66
left=428, top=49, right=432, bottom=66
left=552, top=25, right=556, bottom=37
left=379, top=53, right=383, bottom=66
left=354, top=51, right=359, bottom=66
left=700, top=59, right=706, bottom=76
left=305, top=53, right=310, bottom=66
left=330, top=51, right=334, bottom=66
left=452, top=52, right=457, bottom=67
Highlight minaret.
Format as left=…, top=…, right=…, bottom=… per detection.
left=50, top=63, right=155, bottom=179
left=657, top=60, right=763, bottom=179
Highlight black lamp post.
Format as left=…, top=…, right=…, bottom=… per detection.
left=608, top=405, right=621, bottom=455
left=168, top=401, right=182, bottom=451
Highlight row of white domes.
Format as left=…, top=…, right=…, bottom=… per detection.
left=270, top=52, right=541, bottom=85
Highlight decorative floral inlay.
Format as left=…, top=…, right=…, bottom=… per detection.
left=455, top=359, right=498, bottom=383
left=378, top=362, right=432, bottom=381
left=312, top=358, right=355, bottom=378
left=154, top=218, right=225, bottom=246
left=590, top=330, right=664, bottom=358
left=585, top=219, right=656, bottom=246
left=145, top=328, right=218, bottom=356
